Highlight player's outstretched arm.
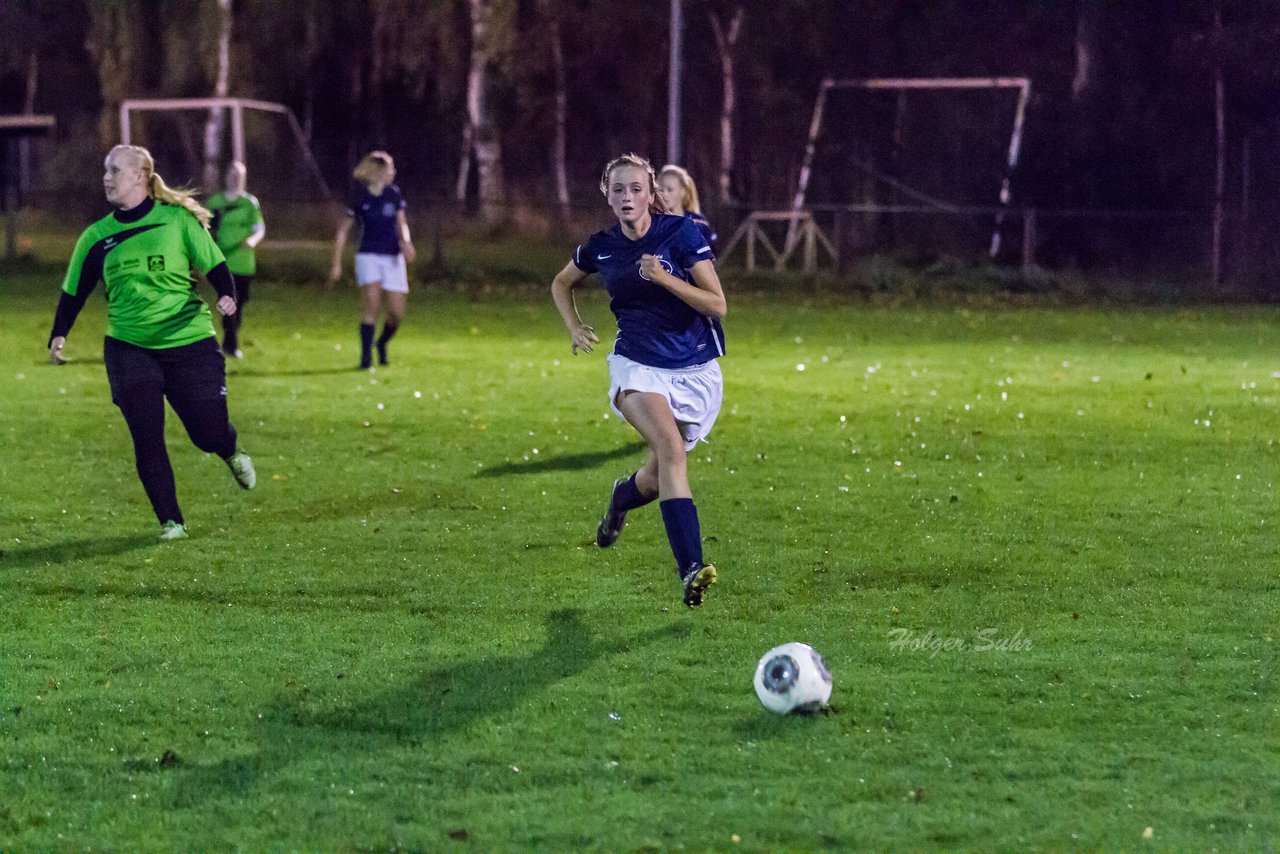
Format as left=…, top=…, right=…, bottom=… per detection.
left=396, top=210, right=416, bottom=263
left=551, top=261, right=599, bottom=355
left=330, top=219, right=353, bottom=283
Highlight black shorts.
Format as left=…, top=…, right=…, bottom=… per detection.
left=103, top=335, right=227, bottom=406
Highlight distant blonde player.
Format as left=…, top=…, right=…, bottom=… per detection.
left=329, top=151, right=416, bottom=369
left=551, top=153, right=727, bottom=608
left=207, top=161, right=265, bottom=358
left=657, top=164, right=717, bottom=253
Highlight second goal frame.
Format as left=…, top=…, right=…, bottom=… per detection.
left=788, top=76, right=1032, bottom=257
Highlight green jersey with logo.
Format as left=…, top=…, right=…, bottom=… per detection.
left=207, top=191, right=264, bottom=275
left=61, top=202, right=226, bottom=349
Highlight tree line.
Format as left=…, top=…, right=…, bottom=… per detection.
left=3, top=1, right=1279, bottom=284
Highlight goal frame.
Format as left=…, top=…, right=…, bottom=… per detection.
left=788, top=76, right=1031, bottom=257
left=119, top=97, right=332, bottom=200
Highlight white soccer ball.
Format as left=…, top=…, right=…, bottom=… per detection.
left=753, top=642, right=833, bottom=714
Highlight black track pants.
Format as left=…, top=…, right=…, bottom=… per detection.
left=104, top=336, right=238, bottom=524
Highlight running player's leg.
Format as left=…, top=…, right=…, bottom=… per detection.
left=104, top=338, right=184, bottom=527
left=597, top=448, right=658, bottom=548
left=616, top=391, right=689, bottom=498
left=360, top=281, right=383, bottom=369
left=163, top=338, right=254, bottom=490
left=163, top=338, right=238, bottom=458
left=377, top=290, right=406, bottom=365
left=616, top=390, right=714, bottom=605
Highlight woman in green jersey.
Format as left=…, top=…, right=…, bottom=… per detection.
left=207, top=160, right=265, bottom=359
left=48, top=144, right=256, bottom=541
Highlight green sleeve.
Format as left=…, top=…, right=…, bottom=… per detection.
left=61, top=229, right=99, bottom=295
left=184, top=211, right=226, bottom=273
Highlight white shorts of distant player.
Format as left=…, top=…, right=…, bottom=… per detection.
left=354, top=252, right=409, bottom=293
left=607, top=353, right=723, bottom=452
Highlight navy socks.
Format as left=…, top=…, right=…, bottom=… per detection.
left=659, top=497, right=703, bottom=570
left=613, top=473, right=655, bottom=513
left=376, top=321, right=399, bottom=365
left=359, top=323, right=375, bottom=367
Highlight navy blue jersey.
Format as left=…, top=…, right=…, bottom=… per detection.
left=688, top=212, right=717, bottom=253
left=346, top=183, right=406, bottom=256
left=573, top=213, right=725, bottom=369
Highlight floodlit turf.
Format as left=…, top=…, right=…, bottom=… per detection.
left=1, top=263, right=1277, bottom=850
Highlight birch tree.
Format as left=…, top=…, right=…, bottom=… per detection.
left=708, top=4, right=744, bottom=207
left=541, top=0, right=570, bottom=227
left=457, top=0, right=508, bottom=225
left=201, top=0, right=232, bottom=190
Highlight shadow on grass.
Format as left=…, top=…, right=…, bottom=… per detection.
left=731, top=704, right=839, bottom=741
left=172, top=609, right=689, bottom=802
left=229, top=366, right=367, bottom=378
left=0, top=534, right=153, bottom=570
left=44, top=358, right=106, bottom=367
left=476, top=441, right=646, bottom=477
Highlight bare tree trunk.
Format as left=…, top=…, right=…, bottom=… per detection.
left=456, top=121, right=474, bottom=203
left=368, top=0, right=390, bottom=145
left=708, top=5, right=743, bottom=206
left=302, top=12, right=318, bottom=142
left=546, top=0, right=570, bottom=228
left=202, top=0, right=233, bottom=190
left=1072, top=0, right=1102, bottom=101
left=1211, top=5, right=1225, bottom=293
left=460, top=0, right=506, bottom=225
left=19, top=49, right=38, bottom=195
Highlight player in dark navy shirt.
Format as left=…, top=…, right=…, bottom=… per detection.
left=658, top=164, right=718, bottom=255
left=329, top=151, right=416, bottom=369
left=551, top=153, right=728, bottom=607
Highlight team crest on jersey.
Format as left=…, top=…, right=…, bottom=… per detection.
left=382, top=202, right=396, bottom=218
left=638, top=256, right=675, bottom=281
left=147, top=255, right=166, bottom=272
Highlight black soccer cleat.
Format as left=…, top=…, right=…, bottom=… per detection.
left=596, top=477, right=630, bottom=548
left=376, top=341, right=389, bottom=366
left=680, top=562, right=717, bottom=608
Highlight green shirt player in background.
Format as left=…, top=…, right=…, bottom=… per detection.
left=206, top=160, right=265, bottom=358
left=47, top=144, right=257, bottom=541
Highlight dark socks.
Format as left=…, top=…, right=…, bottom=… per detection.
left=359, top=323, right=375, bottom=368
left=659, top=498, right=703, bottom=571
left=613, top=473, right=656, bottom=513
left=376, top=321, right=399, bottom=365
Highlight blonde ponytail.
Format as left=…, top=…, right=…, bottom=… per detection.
left=148, top=172, right=212, bottom=228
left=107, top=144, right=212, bottom=228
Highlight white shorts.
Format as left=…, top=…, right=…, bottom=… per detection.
left=608, top=353, right=723, bottom=452
left=354, top=252, right=409, bottom=293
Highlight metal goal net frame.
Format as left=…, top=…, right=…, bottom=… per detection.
left=787, top=76, right=1032, bottom=258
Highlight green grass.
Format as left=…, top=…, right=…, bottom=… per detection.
left=1, top=257, right=1277, bottom=850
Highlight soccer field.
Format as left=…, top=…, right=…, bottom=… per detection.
left=1, top=269, right=1277, bottom=849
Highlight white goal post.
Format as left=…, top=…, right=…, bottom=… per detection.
left=788, top=76, right=1032, bottom=257
left=119, top=97, right=332, bottom=200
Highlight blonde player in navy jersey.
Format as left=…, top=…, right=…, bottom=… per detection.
left=329, top=151, right=416, bottom=369
left=551, top=153, right=727, bottom=607
left=657, top=164, right=717, bottom=254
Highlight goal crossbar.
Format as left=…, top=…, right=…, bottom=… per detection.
left=119, top=97, right=332, bottom=199
left=789, top=76, right=1031, bottom=256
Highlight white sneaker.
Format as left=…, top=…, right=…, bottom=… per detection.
left=225, top=451, right=256, bottom=490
